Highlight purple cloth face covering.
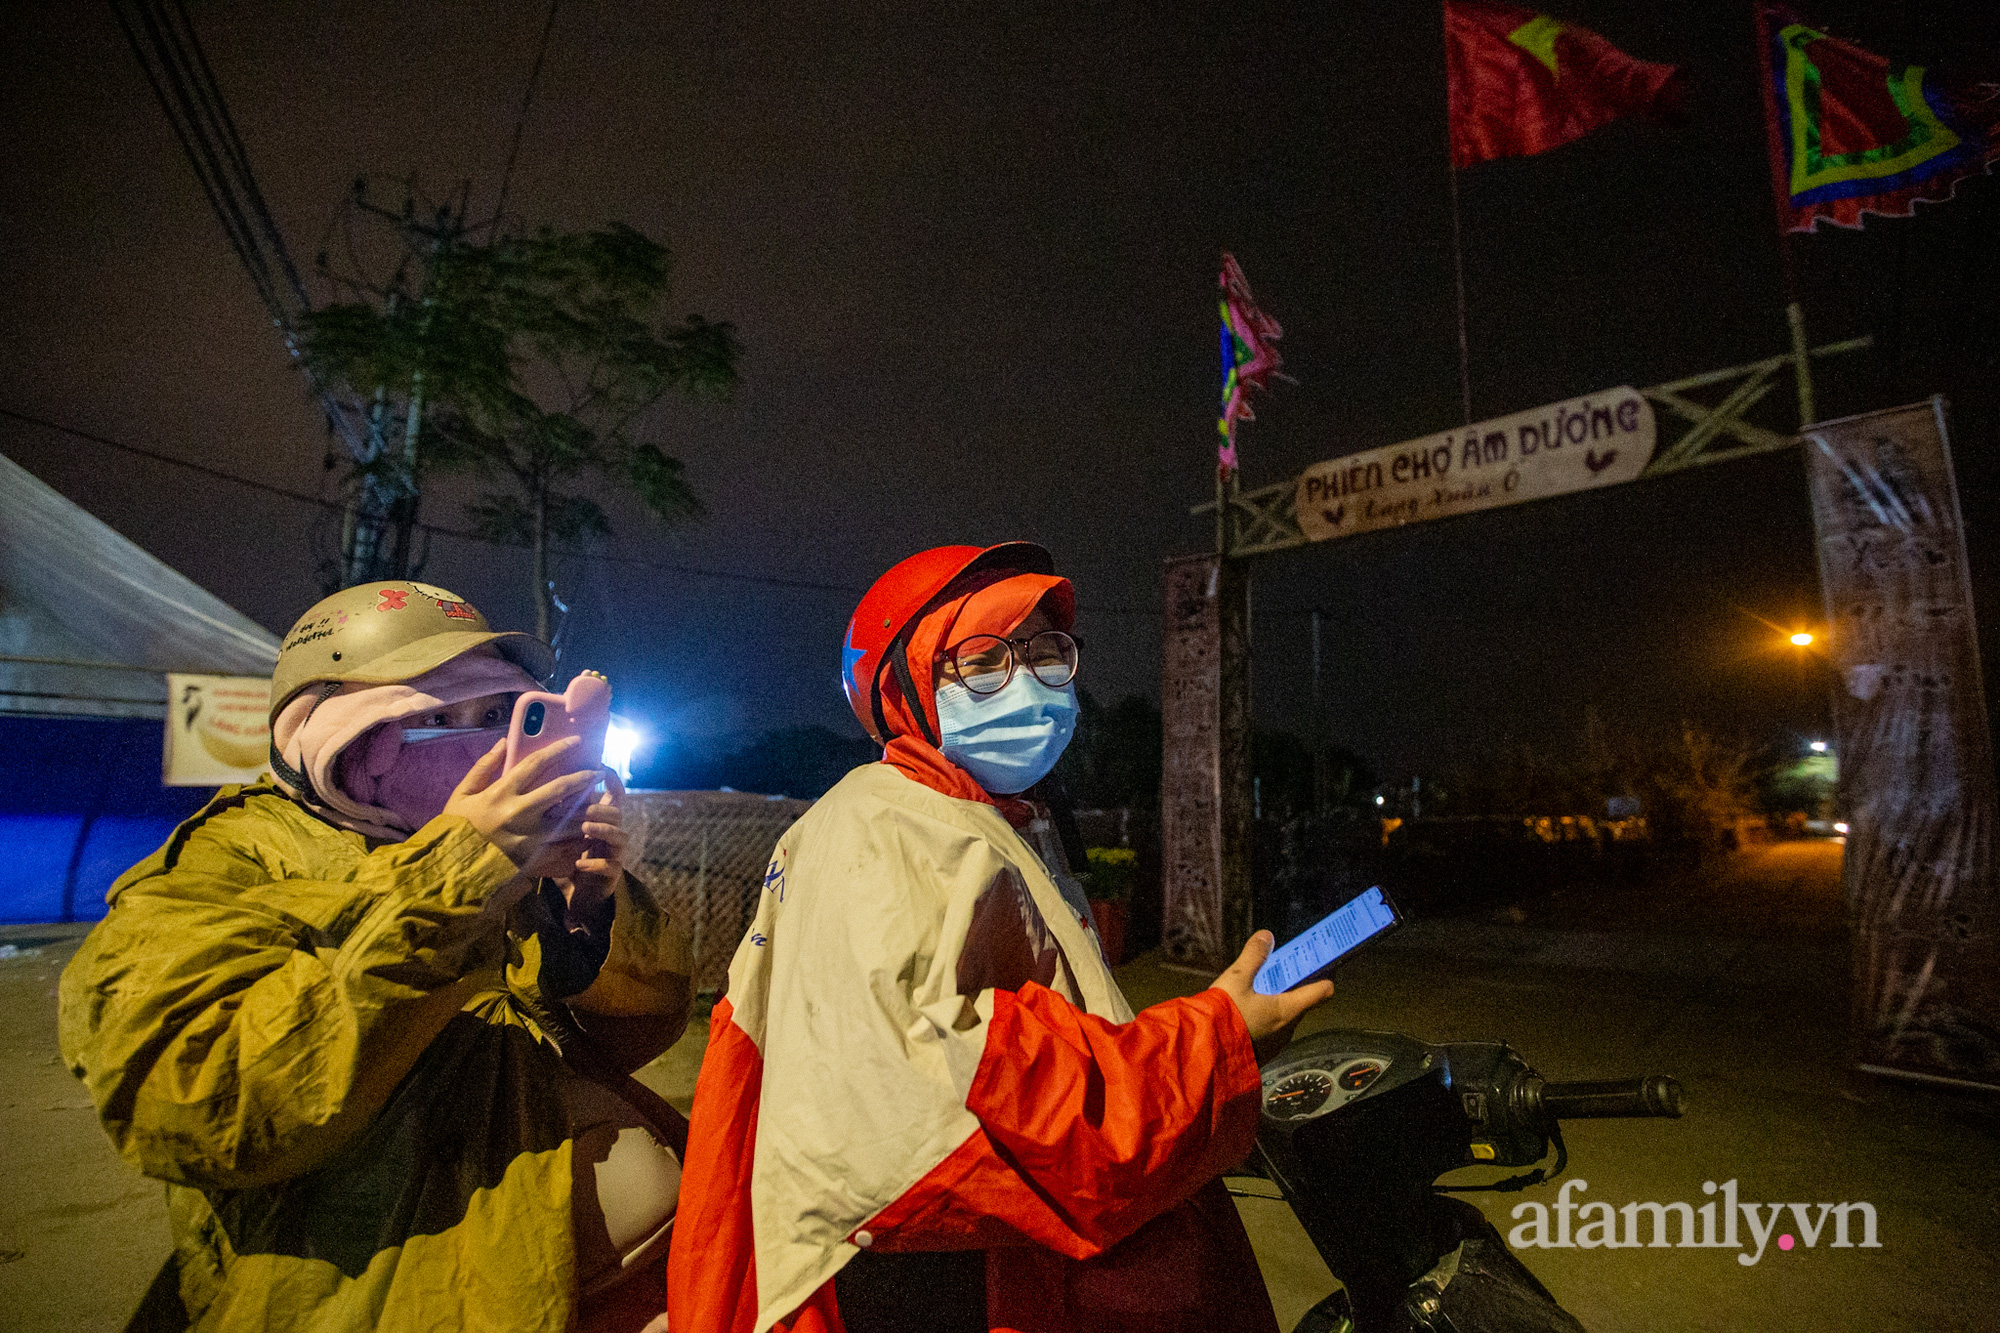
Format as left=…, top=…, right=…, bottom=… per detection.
left=339, top=725, right=506, bottom=833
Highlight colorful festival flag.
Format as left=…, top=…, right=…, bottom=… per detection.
left=1756, top=5, right=2000, bottom=234
left=1217, top=253, right=1283, bottom=475
left=1446, top=1, right=1684, bottom=169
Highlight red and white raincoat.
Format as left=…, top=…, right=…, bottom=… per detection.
left=666, top=572, right=1277, bottom=1333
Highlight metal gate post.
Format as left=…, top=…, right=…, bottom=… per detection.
left=1160, top=554, right=1253, bottom=971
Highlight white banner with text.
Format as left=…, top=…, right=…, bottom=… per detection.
left=1295, top=388, right=1658, bottom=543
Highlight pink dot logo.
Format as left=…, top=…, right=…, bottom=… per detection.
left=1778, top=1234, right=1795, bottom=1252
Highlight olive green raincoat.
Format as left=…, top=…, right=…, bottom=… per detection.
left=58, top=781, right=693, bottom=1333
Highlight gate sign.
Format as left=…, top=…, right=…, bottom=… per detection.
left=1295, top=387, right=1657, bottom=542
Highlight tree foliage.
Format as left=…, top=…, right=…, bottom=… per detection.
left=299, top=199, right=738, bottom=635
left=1440, top=714, right=1765, bottom=855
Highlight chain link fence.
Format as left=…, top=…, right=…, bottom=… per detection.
left=624, top=790, right=811, bottom=993
left=624, top=794, right=1170, bottom=989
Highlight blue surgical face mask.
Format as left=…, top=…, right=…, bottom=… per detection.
left=934, top=673, right=1079, bottom=795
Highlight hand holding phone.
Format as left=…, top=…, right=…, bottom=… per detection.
left=1252, top=886, right=1402, bottom=996
left=505, top=672, right=611, bottom=830
left=1212, top=931, right=1336, bottom=1066
left=442, top=740, right=603, bottom=876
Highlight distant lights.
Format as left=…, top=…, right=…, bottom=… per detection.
left=1810, top=740, right=1828, bottom=753
left=1375, top=794, right=1386, bottom=806
left=1833, top=821, right=1850, bottom=834
left=1789, top=632, right=1815, bottom=647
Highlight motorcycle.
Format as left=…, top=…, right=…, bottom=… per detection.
left=1235, top=1027, right=1685, bottom=1333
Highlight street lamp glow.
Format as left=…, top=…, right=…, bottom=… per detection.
left=1375, top=794, right=1386, bottom=807
left=603, top=715, right=645, bottom=783
left=1789, top=632, right=1814, bottom=647
left=1810, top=740, right=1828, bottom=753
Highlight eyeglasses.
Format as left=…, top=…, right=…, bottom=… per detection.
left=937, top=630, right=1080, bottom=695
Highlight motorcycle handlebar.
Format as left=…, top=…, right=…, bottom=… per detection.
left=1531, top=1075, right=1685, bottom=1120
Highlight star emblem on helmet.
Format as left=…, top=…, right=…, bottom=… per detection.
left=841, top=624, right=867, bottom=694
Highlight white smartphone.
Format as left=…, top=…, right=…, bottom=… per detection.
left=1252, top=886, right=1403, bottom=995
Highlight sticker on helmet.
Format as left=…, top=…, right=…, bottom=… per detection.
left=377, top=588, right=410, bottom=611
left=282, top=616, right=336, bottom=649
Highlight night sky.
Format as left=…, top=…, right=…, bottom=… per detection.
left=3, top=0, right=1995, bottom=783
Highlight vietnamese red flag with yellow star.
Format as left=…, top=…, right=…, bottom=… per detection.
left=1447, top=1, right=1685, bottom=168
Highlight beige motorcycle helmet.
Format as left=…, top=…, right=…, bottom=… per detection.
left=270, top=580, right=555, bottom=722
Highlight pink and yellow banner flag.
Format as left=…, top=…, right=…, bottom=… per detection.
left=1217, top=253, right=1283, bottom=476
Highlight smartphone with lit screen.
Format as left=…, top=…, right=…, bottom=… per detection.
left=1252, top=886, right=1403, bottom=995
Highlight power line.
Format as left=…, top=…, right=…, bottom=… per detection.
left=1, top=406, right=1169, bottom=613
left=166, top=0, right=311, bottom=311
left=435, top=522, right=862, bottom=594
left=490, top=0, right=560, bottom=240
left=106, top=0, right=364, bottom=461
left=94, top=1, right=1163, bottom=619
left=0, top=406, right=332, bottom=511
left=107, top=0, right=284, bottom=321
left=0, top=406, right=858, bottom=595
left=107, top=0, right=312, bottom=318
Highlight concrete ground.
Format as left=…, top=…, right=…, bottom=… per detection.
left=1187, top=838, right=1999, bottom=1333
left=6, top=841, right=1997, bottom=1330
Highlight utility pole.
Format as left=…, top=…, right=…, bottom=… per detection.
left=330, top=180, right=469, bottom=588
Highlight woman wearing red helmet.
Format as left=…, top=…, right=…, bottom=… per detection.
left=667, top=544, right=1331, bottom=1333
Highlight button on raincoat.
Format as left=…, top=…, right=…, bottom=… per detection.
left=58, top=781, right=693, bottom=1333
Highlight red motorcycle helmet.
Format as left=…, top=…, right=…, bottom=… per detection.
left=842, top=542, right=1056, bottom=745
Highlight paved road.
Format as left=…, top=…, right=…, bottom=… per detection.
left=1118, top=841, right=2000, bottom=1333
left=0, top=922, right=165, bottom=1330
left=6, top=841, right=1996, bottom=1330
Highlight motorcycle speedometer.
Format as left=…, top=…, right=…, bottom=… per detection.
left=1266, top=1070, right=1337, bottom=1120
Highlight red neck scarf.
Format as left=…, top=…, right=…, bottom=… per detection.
left=875, top=569, right=1074, bottom=825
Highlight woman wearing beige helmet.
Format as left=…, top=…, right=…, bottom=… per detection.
left=59, top=580, right=692, bottom=1333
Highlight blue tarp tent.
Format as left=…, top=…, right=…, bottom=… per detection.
left=1, top=452, right=280, bottom=921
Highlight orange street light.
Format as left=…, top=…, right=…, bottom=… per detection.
left=1790, top=632, right=1814, bottom=647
